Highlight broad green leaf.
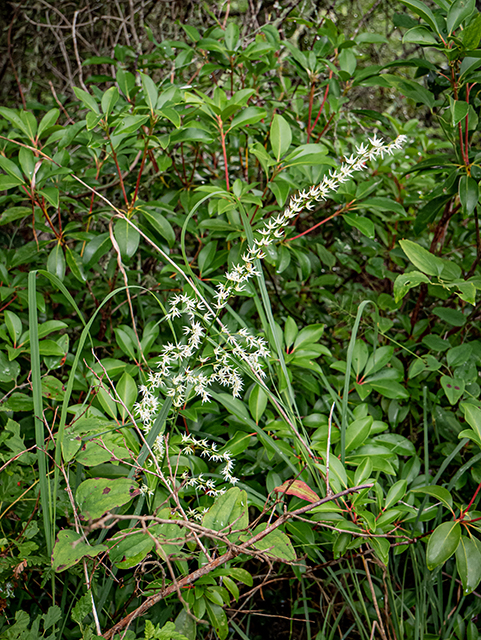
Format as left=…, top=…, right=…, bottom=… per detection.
left=73, top=86, right=100, bottom=114
left=384, top=74, right=434, bottom=109
left=293, top=323, right=324, bottom=351
left=447, top=0, right=476, bottom=34
left=343, top=214, right=374, bottom=238
left=37, top=108, right=60, bottom=138
left=248, top=384, right=267, bottom=424
left=65, top=248, right=86, bottom=282
left=224, top=22, right=240, bottom=51
left=427, top=521, right=461, bottom=570
left=411, top=485, right=453, bottom=511
left=140, top=72, right=158, bottom=114
left=399, top=239, right=445, bottom=276
left=284, top=317, right=298, bottom=350
left=248, top=523, right=296, bottom=561
left=399, top=0, right=441, bottom=34
left=393, top=271, right=430, bottom=302
left=229, top=107, right=267, bottom=131
left=403, top=26, right=438, bottom=44
left=384, top=479, right=407, bottom=510
left=273, top=479, right=319, bottom=503
left=205, top=601, right=229, bottom=640
left=52, top=530, right=107, bottom=572
left=451, top=99, right=470, bottom=126
left=114, top=218, right=140, bottom=259
left=101, top=86, right=119, bottom=117
left=463, top=13, right=481, bottom=49
left=0, top=155, right=24, bottom=181
left=441, top=375, right=465, bottom=404
left=116, top=372, right=138, bottom=421
left=4, top=310, right=22, bottom=345
left=96, top=386, right=118, bottom=419
left=107, top=528, right=155, bottom=569
left=47, top=244, right=66, bottom=281
left=461, top=403, right=481, bottom=443
left=455, top=535, right=481, bottom=595
left=345, top=417, right=373, bottom=453
left=270, top=114, right=292, bottom=161
left=76, top=477, right=139, bottom=520
left=203, top=487, right=248, bottom=539
left=459, top=176, right=478, bottom=215
left=140, top=208, right=176, bottom=247
left=433, top=307, right=466, bottom=326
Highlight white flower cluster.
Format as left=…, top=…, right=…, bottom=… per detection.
left=134, top=296, right=270, bottom=429
left=214, top=134, right=407, bottom=310
left=180, top=433, right=239, bottom=497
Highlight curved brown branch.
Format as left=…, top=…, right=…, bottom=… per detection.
left=102, top=484, right=372, bottom=639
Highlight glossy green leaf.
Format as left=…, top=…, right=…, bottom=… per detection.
left=114, top=218, right=140, bottom=259
left=427, top=521, right=461, bottom=570
left=270, top=114, right=292, bottom=161
left=116, top=371, right=138, bottom=421
left=455, top=535, right=481, bottom=595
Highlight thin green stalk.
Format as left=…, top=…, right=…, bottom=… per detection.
left=28, top=272, right=53, bottom=556
left=423, top=386, right=429, bottom=478
left=341, top=300, right=378, bottom=464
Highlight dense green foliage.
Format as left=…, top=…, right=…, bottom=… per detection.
left=3, top=1, right=481, bottom=639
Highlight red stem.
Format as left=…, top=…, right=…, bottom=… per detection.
left=307, top=81, right=316, bottom=142
left=131, top=141, right=149, bottom=208
left=460, top=481, right=481, bottom=519
left=310, top=71, right=333, bottom=136
left=218, top=117, right=230, bottom=191
left=287, top=209, right=341, bottom=242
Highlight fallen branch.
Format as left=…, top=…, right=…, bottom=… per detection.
left=102, top=484, right=372, bottom=639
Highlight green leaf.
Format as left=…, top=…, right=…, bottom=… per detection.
left=249, top=384, right=267, bottom=424
left=399, top=0, right=441, bottom=34
left=433, top=307, right=466, bottom=326
left=345, top=416, right=373, bottom=453
left=205, top=601, right=229, bottom=640
left=0, top=155, right=24, bottom=181
left=403, top=26, right=439, bottom=45
left=203, top=487, right=248, bottom=539
left=140, top=73, right=158, bottom=114
left=0, top=174, right=24, bottom=189
left=459, top=175, right=478, bottom=215
left=73, top=86, right=100, bottom=114
left=293, top=323, right=324, bottom=351
left=4, top=310, right=22, bottom=345
left=116, top=372, right=138, bottom=421
left=399, top=239, right=445, bottom=276
left=447, top=0, right=476, bottom=34
left=101, top=86, right=119, bottom=117
left=463, top=13, right=481, bottom=49
left=52, top=530, right=107, bottom=572
left=441, top=375, right=465, bottom=404
left=427, top=521, right=461, bottom=570
left=114, top=218, right=140, bottom=259
left=107, top=528, right=155, bottom=569
left=411, top=485, right=454, bottom=511
left=141, top=208, right=176, bottom=247
left=384, top=479, right=407, bottom=510
left=455, top=535, right=481, bottom=595
left=47, top=244, right=66, bottom=281
left=248, top=523, right=296, bottom=561
left=451, top=99, right=470, bottom=127
left=65, top=247, right=86, bottom=282
left=383, top=74, right=434, bottom=108
left=343, top=214, right=375, bottom=238
left=229, top=107, right=267, bottom=131
left=37, top=108, right=60, bottom=138
left=461, top=402, right=481, bottom=443
left=270, top=114, right=292, bottom=161
left=224, top=22, right=240, bottom=51
left=76, top=477, right=139, bottom=520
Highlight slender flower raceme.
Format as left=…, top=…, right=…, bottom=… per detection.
left=134, top=134, right=407, bottom=498
left=214, top=134, right=407, bottom=310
